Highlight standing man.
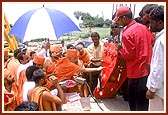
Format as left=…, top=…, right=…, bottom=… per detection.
left=139, top=4, right=159, bottom=28
left=114, top=6, right=154, bottom=111
left=146, top=5, right=164, bottom=111
left=87, top=32, right=105, bottom=93
left=60, top=40, right=67, bottom=56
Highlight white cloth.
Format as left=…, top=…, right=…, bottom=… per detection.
left=22, top=81, right=35, bottom=101
left=38, top=48, right=47, bottom=57
left=61, top=45, right=67, bottom=54
left=148, top=95, right=164, bottom=111
left=50, top=89, right=58, bottom=96
left=146, top=29, right=165, bottom=99
left=87, top=42, right=104, bottom=66
left=16, top=60, right=33, bottom=81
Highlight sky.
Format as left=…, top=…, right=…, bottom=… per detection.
left=2, top=2, right=165, bottom=25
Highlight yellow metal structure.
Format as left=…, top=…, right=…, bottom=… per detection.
left=4, top=12, right=18, bottom=52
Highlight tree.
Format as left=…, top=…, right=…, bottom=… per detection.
left=93, top=15, right=104, bottom=27
left=74, top=11, right=83, bottom=20
left=73, top=11, right=112, bottom=28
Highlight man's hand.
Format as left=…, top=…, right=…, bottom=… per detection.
left=115, top=43, right=122, bottom=51
left=146, top=89, right=155, bottom=99
left=48, top=75, right=58, bottom=86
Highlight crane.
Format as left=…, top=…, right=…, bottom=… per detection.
left=4, top=12, right=18, bottom=52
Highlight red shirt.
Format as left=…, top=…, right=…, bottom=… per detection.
left=119, top=20, right=154, bottom=78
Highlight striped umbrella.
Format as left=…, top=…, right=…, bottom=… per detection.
left=9, top=6, right=81, bottom=42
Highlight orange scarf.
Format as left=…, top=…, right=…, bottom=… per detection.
left=28, top=86, right=56, bottom=111
left=56, top=57, right=80, bottom=81
left=78, top=50, right=90, bottom=66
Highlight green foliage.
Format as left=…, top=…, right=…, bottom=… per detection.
left=28, top=28, right=110, bottom=44
left=73, top=11, right=112, bottom=28
left=70, top=27, right=110, bottom=39
left=30, top=38, right=43, bottom=42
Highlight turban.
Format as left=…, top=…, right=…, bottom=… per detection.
left=50, top=45, right=61, bottom=52
left=66, top=49, right=78, bottom=58
left=4, top=69, right=11, bottom=79
left=33, top=55, right=45, bottom=65
left=4, top=50, right=8, bottom=57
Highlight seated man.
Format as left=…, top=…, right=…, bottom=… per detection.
left=27, top=69, right=65, bottom=111
left=4, top=69, right=18, bottom=111
left=56, top=49, right=103, bottom=97
left=76, top=43, right=90, bottom=68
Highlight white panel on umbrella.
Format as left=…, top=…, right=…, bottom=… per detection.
left=24, top=8, right=57, bottom=42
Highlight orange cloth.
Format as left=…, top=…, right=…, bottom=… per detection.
left=4, top=88, right=17, bottom=111
left=28, top=86, right=57, bottom=111
left=77, top=49, right=90, bottom=66
left=50, top=45, right=61, bottom=52
left=4, top=50, right=8, bottom=57
left=33, top=55, right=45, bottom=65
left=16, top=69, right=27, bottom=105
left=4, top=68, right=11, bottom=79
left=6, top=58, right=20, bottom=82
left=66, top=49, right=77, bottom=58
left=56, top=57, right=80, bottom=81
left=4, top=69, right=18, bottom=110
left=46, top=63, right=55, bottom=74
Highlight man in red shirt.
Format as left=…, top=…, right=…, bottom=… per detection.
left=114, top=6, right=154, bottom=111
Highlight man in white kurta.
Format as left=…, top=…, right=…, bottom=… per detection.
left=146, top=5, right=165, bottom=111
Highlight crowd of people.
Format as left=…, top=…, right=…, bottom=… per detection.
left=3, top=4, right=164, bottom=111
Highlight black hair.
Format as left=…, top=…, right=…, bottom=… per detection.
left=149, top=5, right=164, bottom=22
left=111, top=23, right=118, bottom=28
left=14, top=49, right=21, bottom=58
left=14, top=101, right=38, bottom=111
left=76, top=42, right=85, bottom=48
left=67, top=44, right=75, bottom=49
left=61, top=40, right=64, bottom=43
left=91, top=32, right=100, bottom=38
left=17, top=52, right=26, bottom=63
left=33, top=69, right=44, bottom=84
left=30, top=51, right=36, bottom=57
left=26, top=66, right=39, bottom=81
left=139, top=4, right=159, bottom=17
left=145, top=4, right=159, bottom=14
left=134, top=17, right=142, bottom=23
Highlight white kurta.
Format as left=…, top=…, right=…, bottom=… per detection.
left=23, top=81, right=35, bottom=101
left=146, top=29, right=165, bottom=111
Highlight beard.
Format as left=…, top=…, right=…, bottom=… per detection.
left=7, top=78, right=15, bottom=85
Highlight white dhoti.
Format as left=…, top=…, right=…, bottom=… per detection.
left=148, top=95, right=164, bottom=111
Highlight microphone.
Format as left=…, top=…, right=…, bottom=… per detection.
left=74, top=77, right=86, bottom=85
left=74, top=76, right=104, bottom=111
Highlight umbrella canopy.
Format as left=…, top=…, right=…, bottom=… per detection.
left=8, top=6, right=81, bottom=42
